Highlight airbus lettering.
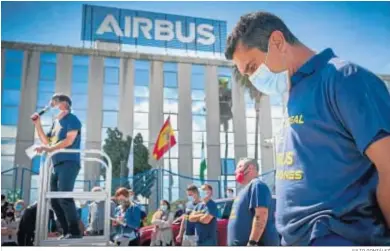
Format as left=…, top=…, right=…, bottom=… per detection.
left=96, top=14, right=216, bottom=45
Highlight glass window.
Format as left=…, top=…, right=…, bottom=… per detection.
left=39, top=63, right=56, bottom=80
left=38, top=80, right=55, bottom=93
left=102, top=112, right=118, bottom=128
left=36, top=92, right=54, bottom=108
left=192, top=64, right=205, bottom=74
left=2, top=90, right=21, bottom=106
left=164, top=72, right=178, bottom=88
left=163, top=62, right=177, bottom=72
left=71, top=94, right=88, bottom=110
left=40, top=52, right=57, bottom=63
left=193, top=115, right=206, bottom=131
left=104, top=57, right=120, bottom=67
left=221, top=158, right=236, bottom=175
left=247, top=134, right=257, bottom=145
left=3, top=78, right=21, bottom=90
left=103, top=96, right=119, bottom=111
left=1, top=138, right=16, bottom=155
left=1, top=107, right=19, bottom=125
left=73, top=55, right=89, bottom=66
left=192, top=132, right=206, bottom=143
left=193, top=143, right=207, bottom=159
left=135, top=70, right=149, bottom=86
left=1, top=156, right=15, bottom=170
left=191, top=90, right=205, bottom=101
left=164, top=88, right=178, bottom=99
left=220, top=132, right=235, bottom=144
left=163, top=99, right=178, bottom=113
left=220, top=144, right=235, bottom=158
left=220, top=119, right=234, bottom=133
left=134, top=60, right=150, bottom=70
left=134, top=97, right=149, bottom=112
left=192, top=101, right=206, bottom=115
left=164, top=158, right=179, bottom=173
left=1, top=125, right=17, bottom=138
left=103, top=84, right=119, bottom=96
left=168, top=144, right=179, bottom=158
left=134, top=86, right=149, bottom=98
left=134, top=113, right=149, bottom=129
left=271, top=106, right=284, bottom=118
left=5, top=49, right=24, bottom=61
left=101, top=128, right=109, bottom=145
left=164, top=114, right=177, bottom=130
left=105, top=67, right=119, bottom=84
left=72, top=66, right=89, bottom=82
left=246, top=117, right=257, bottom=133
left=5, top=61, right=23, bottom=77
left=133, top=129, right=149, bottom=142
left=191, top=74, right=205, bottom=90
left=72, top=82, right=88, bottom=94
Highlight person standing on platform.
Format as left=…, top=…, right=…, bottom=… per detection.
left=32, top=93, right=82, bottom=239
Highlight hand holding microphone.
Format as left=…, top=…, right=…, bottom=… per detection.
left=31, top=106, right=50, bottom=124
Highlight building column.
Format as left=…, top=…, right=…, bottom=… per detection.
left=232, top=77, right=248, bottom=193
left=259, top=95, right=274, bottom=174
left=205, top=65, right=221, bottom=196
left=55, top=54, right=72, bottom=96
left=85, top=56, right=104, bottom=191
left=148, top=60, right=164, bottom=210
left=14, top=50, right=40, bottom=203
left=177, top=63, right=193, bottom=199
left=117, top=58, right=134, bottom=138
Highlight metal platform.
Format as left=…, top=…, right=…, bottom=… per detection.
left=35, top=149, right=113, bottom=246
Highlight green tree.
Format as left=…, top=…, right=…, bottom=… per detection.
left=101, top=128, right=154, bottom=196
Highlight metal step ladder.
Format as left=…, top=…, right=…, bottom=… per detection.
left=35, top=149, right=112, bottom=246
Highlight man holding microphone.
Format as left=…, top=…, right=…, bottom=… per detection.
left=31, top=93, right=82, bottom=239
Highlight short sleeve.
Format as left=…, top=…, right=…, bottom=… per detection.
left=249, top=181, right=271, bottom=210
left=66, top=114, right=82, bottom=132
left=209, top=202, right=218, bottom=217
left=333, top=66, right=390, bottom=154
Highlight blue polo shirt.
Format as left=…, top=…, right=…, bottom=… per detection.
left=184, top=201, right=198, bottom=236
left=227, top=178, right=280, bottom=246
left=47, top=113, right=81, bottom=166
left=275, top=48, right=390, bottom=246
left=194, top=199, right=218, bottom=246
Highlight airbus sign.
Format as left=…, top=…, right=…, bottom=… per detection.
left=81, top=5, right=227, bottom=52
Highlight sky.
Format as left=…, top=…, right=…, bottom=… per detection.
left=2, top=1, right=390, bottom=74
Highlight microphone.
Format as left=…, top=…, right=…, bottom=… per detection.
left=31, top=106, right=50, bottom=121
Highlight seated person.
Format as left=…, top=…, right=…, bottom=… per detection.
left=111, top=187, right=141, bottom=246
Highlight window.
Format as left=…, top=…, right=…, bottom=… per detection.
left=2, top=49, right=24, bottom=170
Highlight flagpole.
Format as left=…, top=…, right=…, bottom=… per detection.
left=167, top=111, right=172, bottom=202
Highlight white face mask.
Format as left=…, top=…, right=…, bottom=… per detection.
left=227, top=192, right=234, bottom=198
left=249, top=44, right=289, bottom=96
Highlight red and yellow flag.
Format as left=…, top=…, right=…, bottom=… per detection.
left=152, top=116, right=176, bottom=160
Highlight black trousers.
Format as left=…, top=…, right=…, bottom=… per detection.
left=3, top=242, right=18, bottom=246
left=116, top=237, right=140, bottom=246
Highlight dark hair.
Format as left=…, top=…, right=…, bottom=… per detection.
left=225, top=12, right=300, bottom=60
left=115, top=187, right=129, bottom=198
left=1, top=194, right=5, bottom=200
left=186, top=184, right=199, bottom=194
left=227, top=188, right=234, bottom=193
left=161, top=200, right=171, bottom=211
left=202, top=184, right=213, bottom=191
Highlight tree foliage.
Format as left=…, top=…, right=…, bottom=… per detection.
left=101, top=128, right=154, bottom=197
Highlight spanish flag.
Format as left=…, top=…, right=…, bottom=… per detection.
left=152, top=116, right=177, bottom=161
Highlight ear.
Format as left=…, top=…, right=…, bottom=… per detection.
left=269, top=30, right=286, bottom=52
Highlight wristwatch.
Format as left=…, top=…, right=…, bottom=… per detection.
left=247, top=240, right=257, bottom=246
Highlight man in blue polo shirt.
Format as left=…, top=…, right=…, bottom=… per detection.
left=228, top=158, right=280, bottom=246
left=176, top=184, right=201, bottom=246
left=32, top=93, right=82, bottom=239
left=189, top=184, right=218, bottom=246
left=225, top=12, right=390, bottom=246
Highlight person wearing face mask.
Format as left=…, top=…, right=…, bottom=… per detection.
left=112, top=187, right=141, bottom=246
left=1, top=206, right=19, bottom=246
left=176, top=185, right=201, bottom=246
left=174, top=203, right=185, bottom=219
left=85, top=187, right=105, bottom=236
left=189, top=184, right=218, bottom=246
left=226, top=188, right=234, bottom=198
left=228, top=158, right=279, bottom=246
left=150, top=200, right=175, bottom=246
left=226, top=12, right=390, bottom=246
left=14, top=200, right=26, bottom=219
left=31, top=93, right=82, bottom=239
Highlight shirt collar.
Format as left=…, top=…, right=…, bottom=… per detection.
left=291, top=48, right=336, bottom=86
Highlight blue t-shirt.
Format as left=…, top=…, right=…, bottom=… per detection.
left=184, top=201, right=198, bottom=236
left=115, top=204, right=141, bottom=234
left=193, top=199, right=218, bottom=245
left=276, top=48, right=390, bottom=246
left=227, top=178, right=280, bottom=246
left=47, top=113, right=82, bottom=166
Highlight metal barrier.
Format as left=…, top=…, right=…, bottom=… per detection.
left=35, top=149, right=112, bottom=246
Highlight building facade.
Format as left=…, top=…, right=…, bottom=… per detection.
left=2, top=41, right=390, bottom=205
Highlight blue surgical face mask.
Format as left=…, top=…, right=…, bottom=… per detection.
left=160, top=205, right=168, bottom=212
left=15, top=205, right=23, bottom=212
left=187, top=196, right=194, bottom=202
left=199, top=190, right=206, bottom=198
left=249, top=45, right=289, bottom=96
left=51, top=106, right=61, bottom=116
